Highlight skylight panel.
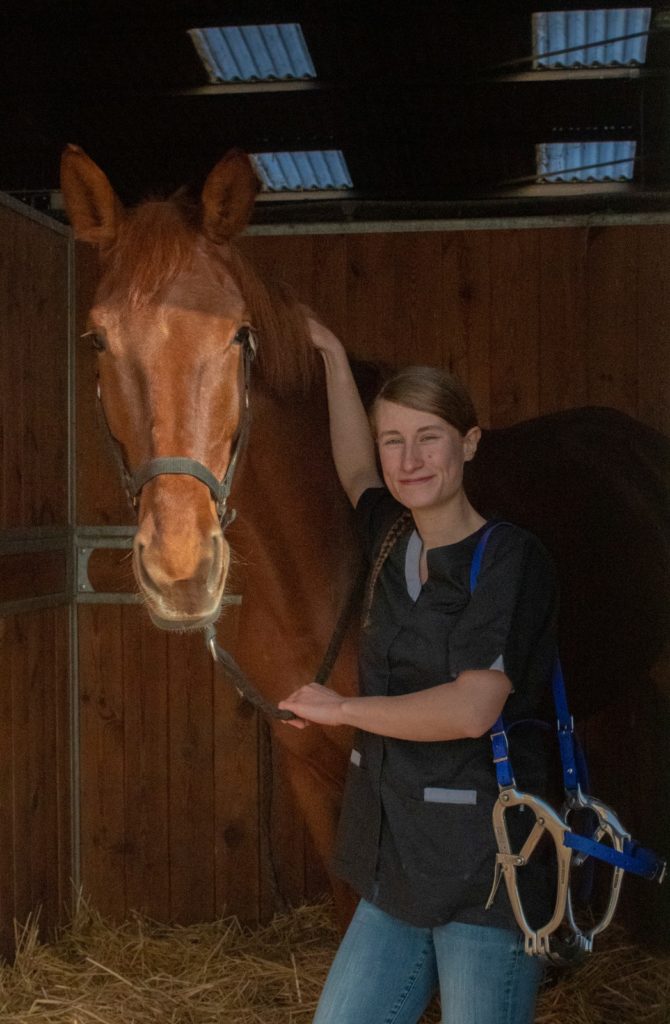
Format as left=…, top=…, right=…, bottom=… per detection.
left=536, top=141, right=637, bottom=182
left=250, top=151, right=354, bottom=193
left=188, top=23, right=316, bottom=84
left=532, top=9, right=651, bottom=68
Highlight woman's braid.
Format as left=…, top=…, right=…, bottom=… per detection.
left=362, top=510, right=413, bottom=627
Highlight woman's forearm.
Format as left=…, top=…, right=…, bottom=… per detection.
left=311, top=322, right=381, bottom=502
left=278, top=671, right=512, bottom=741
left=339, top=672, right=510, bottom=741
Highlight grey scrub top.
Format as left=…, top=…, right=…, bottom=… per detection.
left=332, top=487, right=559, bottom=930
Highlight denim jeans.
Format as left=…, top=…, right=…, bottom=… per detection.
left=313, top=899, right=544, bottom=1024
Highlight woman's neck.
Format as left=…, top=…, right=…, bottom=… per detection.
left=412, top=493, right=485, bottom=549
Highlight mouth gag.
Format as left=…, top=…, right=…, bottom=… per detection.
left=470, top=524, right=666, bottom=965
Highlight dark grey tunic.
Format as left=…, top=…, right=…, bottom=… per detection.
left=332, top=487, right=559, bottom=930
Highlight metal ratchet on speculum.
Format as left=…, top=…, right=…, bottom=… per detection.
left=486, top=787, right=575, bottom=960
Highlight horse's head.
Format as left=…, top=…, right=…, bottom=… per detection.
left=60, top=145, right=295, bottom=631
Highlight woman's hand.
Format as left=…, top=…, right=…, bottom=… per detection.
left=278, top=683, right=348, bottom=729
left=307, top=319, right=345, bottom=359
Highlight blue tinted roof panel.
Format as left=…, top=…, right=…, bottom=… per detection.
left=188, top=23, right=316, bottom=83
left=250, top=151, right=354, bottom=192
left=532, top=8, right=651, bottom=68
left=536, top=141, right=637, bottom=182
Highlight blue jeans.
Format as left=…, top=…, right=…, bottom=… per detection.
left=313, top=899, right=544, bottom=1024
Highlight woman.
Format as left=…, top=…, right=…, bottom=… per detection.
left=279, top=322, right=557, bottom=1024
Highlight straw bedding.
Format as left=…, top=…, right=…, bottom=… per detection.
left=0, top=897, right=667, bottom=1024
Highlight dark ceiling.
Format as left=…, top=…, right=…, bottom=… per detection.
left=2, top=0, right=670, bottom=224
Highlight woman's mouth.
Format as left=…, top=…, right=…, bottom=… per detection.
left=398, top=475, right=434, bottom=485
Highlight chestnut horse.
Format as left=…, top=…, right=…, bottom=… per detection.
left=61, top=146, right=670, bottom=934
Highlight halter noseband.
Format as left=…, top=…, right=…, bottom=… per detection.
left=98, top=324, right=257, bottom=529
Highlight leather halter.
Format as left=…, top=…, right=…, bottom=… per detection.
left=96, top=324, right=257, bottom=529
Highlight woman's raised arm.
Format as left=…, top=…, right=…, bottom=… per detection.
left=309, top=320, right=382, bottom=505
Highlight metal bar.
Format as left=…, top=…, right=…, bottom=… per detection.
left=0, top=593, right=69, bottom=616
left=492, top=68, right=642, bottom=82
left=246, top=209, right=670, bottom=237
left=75, top=526, right=137, bottom=540
left=76, top=592, right=143, bottom=605
left=164, top=80, right=323, bottom=96
left=0, top=190, right=70, bottom=235
left=0, top=527, right=69, bottom=553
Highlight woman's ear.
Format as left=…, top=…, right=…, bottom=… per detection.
left=463, top=426, right=481, bottom=462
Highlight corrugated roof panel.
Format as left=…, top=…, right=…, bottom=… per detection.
left=188, top=23, right=316, bottom=83
left=532, top=8, right=651, bottom=68
left=250, top=151, right=354, bottom=192
left=536, top=141, right=637, bottom=182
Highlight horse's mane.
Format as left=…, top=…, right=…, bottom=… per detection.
left=100, top=198, right=318, bottom=397
left=224, top=244, right=317, bottom=397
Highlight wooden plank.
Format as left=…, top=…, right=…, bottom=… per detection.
left=78, top=605, right=127, bottom=918
left=6, top=609, right=69, bottom=934
left=212, top=597, right=262, bottom=922
left=441, top=232, right=492, bottom=425
left=388, top=233, right=444, bottom=367
left=585, top=226, right=639, bottom=417
left=309, top=234, right=348, bottom=340
left=0, top=616, right=16, bottom=957
left=35, top=608, right=66, bottom=929
left=345, top=234, right=401, bottom=364
left=538, top=227, right=589, bottom=414
left=0, top=206, right=68, bottom=530
left=489, top=230, right=541, bottom=427
left=0, top=551, right=67, bottom=603
left=166, top=628, right=215, bottom=922
left=53, top=604, right=72, bottom=921
left=122, top=607, right=171, bottom=919
left=636, top=225, right=670, bottom=436
left=11, top=611, right=42, bottom=920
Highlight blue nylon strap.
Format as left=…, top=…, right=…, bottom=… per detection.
left=470, top=523, right=516, bottom=788
left=564, top=832, right=665, bottom=880
left=552, top=658, right=583, bottom=794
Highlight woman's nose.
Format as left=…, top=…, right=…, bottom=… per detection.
left=401, top=442, right=423, bottom=470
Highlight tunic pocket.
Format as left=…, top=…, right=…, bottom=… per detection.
left=380, top=780, right=498, bottom=910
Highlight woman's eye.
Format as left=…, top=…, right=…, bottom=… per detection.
left=382, top=438, right=402, bottom=447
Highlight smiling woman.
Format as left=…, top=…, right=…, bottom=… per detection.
left=279, top=324, right=557, bottom=1024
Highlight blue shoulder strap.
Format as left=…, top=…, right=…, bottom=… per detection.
left=470, top=522, right=582, bottom=792
left=469, top=522, right=516, bottom=789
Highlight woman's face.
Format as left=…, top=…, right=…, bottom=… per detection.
left=374, top=400, right=480, bottom=512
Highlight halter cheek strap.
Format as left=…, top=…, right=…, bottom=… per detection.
left=100, top=324, right=257, bottom=529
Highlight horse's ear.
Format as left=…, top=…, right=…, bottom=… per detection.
left=201, top=149, right=260, bottom=241
left=59, top=144, right=125, bottom=247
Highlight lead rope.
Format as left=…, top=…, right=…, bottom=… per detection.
left=205, top=561, right=368, bottom=720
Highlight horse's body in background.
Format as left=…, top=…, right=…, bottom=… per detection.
left=60, top=146, right=670, bottom=929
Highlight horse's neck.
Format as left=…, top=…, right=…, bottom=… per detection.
left=232, top=382, right=359, bottom=625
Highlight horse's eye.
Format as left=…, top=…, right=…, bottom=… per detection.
left=82, top=330, right=106, bottom=352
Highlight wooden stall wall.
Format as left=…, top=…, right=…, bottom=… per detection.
left=75, top=223, right=670, bottom=931
left=0, top=197, right=72, bottom=958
